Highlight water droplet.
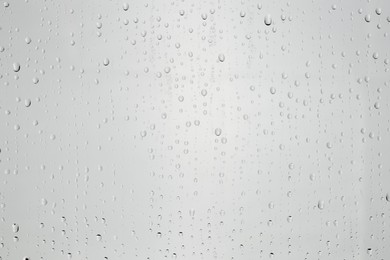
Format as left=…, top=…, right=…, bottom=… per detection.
left=288, top=163, right=294, bottom=170
left=96, top=234, right=102, bottom=241
left=41, top=198, right=48, bottom=206
left=264, top=14, right=272, bottom=26
left=24, top=99, right=31, bottom=107
left=12, top=223, right=19, bottom=233
left=12, top=62, right=20, bottom=72
left=318, top=200, right=325, bottom=210
left=218, top=54, right=225, bottom=62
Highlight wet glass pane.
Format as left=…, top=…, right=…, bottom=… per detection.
left=0, top=0, right=389, bottom=259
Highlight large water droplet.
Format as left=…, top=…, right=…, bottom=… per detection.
left=12, top=62, right=20, bottom=72
left=264, top=14, right=272, bottom=26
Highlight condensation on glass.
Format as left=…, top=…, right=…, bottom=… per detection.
left=0, top=0, right=389, bottom=259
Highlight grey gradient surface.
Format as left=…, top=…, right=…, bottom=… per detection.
left=0, top=0, right=390, bottom=259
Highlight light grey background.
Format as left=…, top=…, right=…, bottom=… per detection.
left=0, top=0, right=390, bottom=259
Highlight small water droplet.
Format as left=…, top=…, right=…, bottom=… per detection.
left=96, top=234, right=102, bottom=241
left=214, top=128, right=222, bottom=136
left=218, top=54, right=225, bottom=62
left=318, top=200, right=325, bottom=210
left=12, top=223, right=19, bottom=233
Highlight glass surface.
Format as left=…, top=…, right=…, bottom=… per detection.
left=0, top=0, right=389, bottom=259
